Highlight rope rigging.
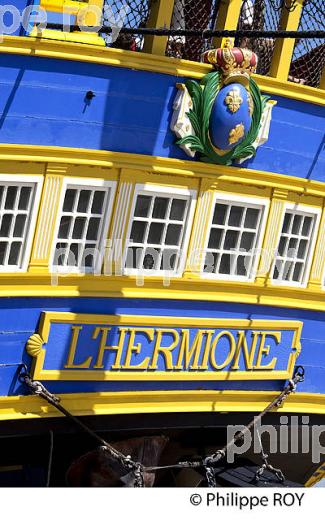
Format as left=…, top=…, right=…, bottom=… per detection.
left=16, top=363, right=305, bottom=488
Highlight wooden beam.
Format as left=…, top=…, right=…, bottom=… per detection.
left=212, top=0, right=243, bottom=49
left=269, top=0, right=304, bottom=81
left=142, top=0, right=175, bottom=56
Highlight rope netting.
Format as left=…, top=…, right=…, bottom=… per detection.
left=289, top=0, right=325, bottom=87
left=237, top=0, right=282, bottom=76
left=102, top=0, right=152, bottom=50
left=166, top=0, right=220, bottom=61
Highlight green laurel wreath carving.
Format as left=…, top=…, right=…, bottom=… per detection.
left=177, top=71, right=269, bottom=165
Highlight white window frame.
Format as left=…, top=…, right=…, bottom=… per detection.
left=0, top=174, right=43, bottom=273
left=50, top=177, right=116, bottom=274
left=201, top=192, right=270, bottom=282
left=123, top=184, right=197, bottom=277
left=270, top=202, right=321, bottom=288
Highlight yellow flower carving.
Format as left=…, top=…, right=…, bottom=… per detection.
left=229, top=123, right=245, bottom=145
left=225, top=88, right=243, bottom=113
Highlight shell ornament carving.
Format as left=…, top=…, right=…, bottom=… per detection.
left=26, top=333, right=44, bottom=358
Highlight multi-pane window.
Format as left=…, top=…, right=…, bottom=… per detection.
left=125, top=188, right=195, bottom=274
left=272, top=208, right=319, bottom=285
left=52, top=180, right=115, bottom=273
left=0, top=181, right=40, bottom=271
left=203, top=198, right=267, bottom=280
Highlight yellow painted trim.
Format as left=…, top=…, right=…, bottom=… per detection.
left=0, top=147, right=324, bottom=311
left=270, top=0, right=304, bottom=81
left=40, top=0, right=86, bottom=14
left=29, top=168, right=64, bottom=268
left=0, top=36, right=324, bottom=106
left=0, top=145, right=325, bottom=197
left=0, top=390, right=324, bottom=421
left=212, top=0, right=243, bottom=49
left=143, top=0, right=175, bottom=56
left=309, top=203, right=325, bottom=290
left=29, top=28, right=105, bottom=46
left=26, top=312, right=302, bottom=382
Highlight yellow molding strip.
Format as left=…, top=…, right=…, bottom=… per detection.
left=0, top=144, right=325, bottom=197
left=0, top=274, right=324, bottom=311
left=0, top=391, right=324, bottom=421
left=0, top=36, right=324, bottom=106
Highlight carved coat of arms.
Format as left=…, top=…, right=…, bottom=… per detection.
left=171, top=39, right=276, bottom=165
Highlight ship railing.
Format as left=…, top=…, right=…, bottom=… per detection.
left=12, top=0, right=325, bottom=90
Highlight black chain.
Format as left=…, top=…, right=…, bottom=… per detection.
left=43, top=25, right=324, bottom=39
left=18, top=364, right=305, bottom=487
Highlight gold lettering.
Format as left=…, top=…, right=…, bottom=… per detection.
left=121, top=328, right=153, bottom=370
left=64, top=326, right=92, bottom=369
left=231, top=331, right=260, bottom=370
left=200, top=330, right=215, bottom=369
left=93, top=327, right=127, bottom=369
left=175, top=329, right=209, bottom=370
left=149, top=329, right=179, bottom=370
left=210, top=331, right=236, bottom=370
left=254, top=332, right=280, bottom=370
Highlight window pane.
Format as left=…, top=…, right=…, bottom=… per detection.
left=18, top=187, right=32, bottom=210
left=134, top=195, right=151, bottom=217
left=292, top=262, right=303, bottom=282
left=77, top=190, right=91, bottom=213
left=126, top=247, right=142, bottom=269
left=288, top=237, right=298, bottom=253
left=228, top=206, right=243, bottom=227
left=69, top=243, right=79, bottom=266
left=5, top=187, right=18, bottom=209
left=297, top=239, right=308, bottom=259
left=213, top=204, right=227, bottom=225
left=63, top=189, right=76, bottom=212
left=54, top=184, right=111, bottom=272
left=0, top=187, right=4, bottom=207
left=143, top=249, right=159, bottom=270
left=130, top=221, right=147, bottom=243
left=148, top=222, right=164, bottom=244
left=161, top=249, right=178, bottom=270
left=278, top=236, right=287, bottom=256
left=237, top=255, right=248, bottom=276
left=208, top=228, right=222, bottom=249
left=72, top=217, right=87, bottom=239
left=302, top=217, right=312, bottom=237
left=83, top=244, right=95, bottom=268
left=240, top=232, right=255, bottom=251
left=224, top=230, right=239, bottom=250
left=292, top=215, right=302, bottom=235
left=272, top=210, right=315, bottom=284
left=126, top=192, right=190, bottom=274
left=244, top=208, right=259, bottom=229
left=165, top=224, right=182, bottom=246
left=13, top=214, right=27, bottom=238
left=152, top=197, right=168, bottom=219
left=86, top=218, right=100, bottom=241
left=91, top=191, right=105, bottom=214
left=170, top=199, right=186, bottom=221
left=58, top=215, right=72, bottom=239
left=0, top=242, right=8, bottom=264
left=53, top=243, right=67, bottom=266
left=282, top=213, right=292, bottom=233
left=219, top=253, right=231, bottom=274
left=0, top=214, right=13, bottom=237
left=8, top=242, right=21, bottom=265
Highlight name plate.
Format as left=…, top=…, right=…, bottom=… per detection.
left=26, top=312, right=302, bottom=381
